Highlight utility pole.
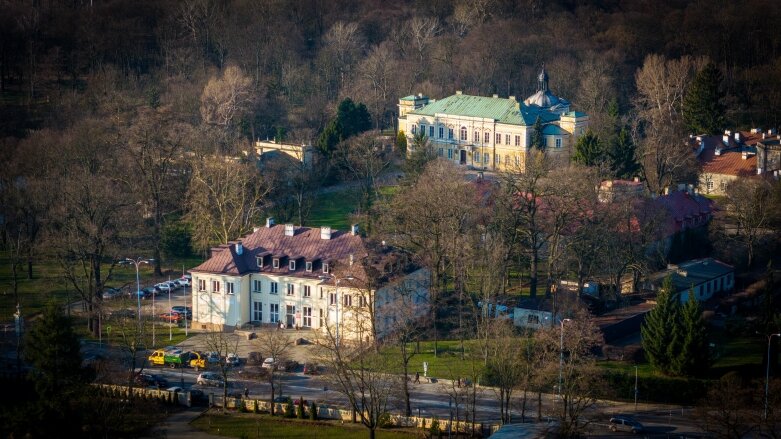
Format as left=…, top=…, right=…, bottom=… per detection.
left=634, top=366, right=638, bottom=411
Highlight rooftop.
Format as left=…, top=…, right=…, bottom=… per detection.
left=651, top=258, right=734, bottom=291
left=408, top=93, right=560, bottom=126
left=696, top=134, right=757, bottom=177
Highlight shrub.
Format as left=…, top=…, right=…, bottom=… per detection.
left=309, top=402, right=317, bottom=420
left=285, top=400, right=295, bottom=418
left=430, top=418, right=441, bottom=438
left=297, top=397, right=305, bottom=419
left=253, top=400, right=259, bottom=414
left=378, top=411, right=392, bottom=428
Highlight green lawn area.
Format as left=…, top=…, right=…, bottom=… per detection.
left=380, top=340, right=486, bottom=381
left=307, top=190, right=361, bottom=230
left=191, top=412, right=418, bottom=439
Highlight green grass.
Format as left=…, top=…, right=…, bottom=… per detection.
left=191, top=412, right=418, bottom=439
left=595, top=361, right=657, bottom=378
left=380, top=340, right=485, bottom=381
left=307, top=190, right=361, bottom=230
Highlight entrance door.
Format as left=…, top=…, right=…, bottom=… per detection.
left=286, top=305, right=296, bottom=328
left=459, top=149, right=467, bottom=164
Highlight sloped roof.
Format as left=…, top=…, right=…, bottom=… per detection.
left=191, top=225, right=367, bottom=278
left=541, top=124, right=569, bottom=135
left=408, top=93, right=560, bottom=126
left=652, top=258, right=734, bottom=291
left=697, top=134, right=757, bottom=177
left=653, top=190, right=713, bottom=235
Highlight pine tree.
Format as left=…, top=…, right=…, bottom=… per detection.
left=572, top=130, right=605, bottom=166
left=317, top=118, right=343, bottom=156
left=531, top=116, right=545, bottom=151
left=395, top=130, right=408, bottom=154
left=682, top=62, right=726, bottom=135
left=608, top=127, right=639, bottom=179
left=641, top=276, right=679, bottom=374
left=671, top=290, right=710, bottom=376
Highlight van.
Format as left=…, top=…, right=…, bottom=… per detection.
left=609, top=416, right=644, bottom=434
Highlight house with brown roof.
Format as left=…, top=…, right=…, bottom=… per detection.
left=189, top=219, right=429, bottom=341
left=695, top=128, right=779, bottom=195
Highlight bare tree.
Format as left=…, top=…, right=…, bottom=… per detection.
left=203, top=329, right=240, bottom=411
left=200, top=64, right=253, bottom=129
left=253, top=329, right=293, bottom=416
left=695, top=373, right=761, bottom=439
left=483, top=320, right=525, bottom=424
left=110, top=301, right=153, bottom=394
left=323, top=21, right=363, bottom=94
left=336, top=133, right=392, bottom=233
left=719, top=178, right=774, bottom=267
left=186, top=156, right=270, bottom=252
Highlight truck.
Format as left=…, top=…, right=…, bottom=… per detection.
left=148, top=349, right=190, bottom=368
left=188, top=351, right=206, bottom=369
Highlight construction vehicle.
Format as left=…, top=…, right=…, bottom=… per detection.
left=188, top=351, right=207, bottom=369
left=148, top=348, right=190, bottom=368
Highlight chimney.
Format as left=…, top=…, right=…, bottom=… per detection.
left=734, top=132, right=742, bottom=142
left=715, top=148, right=721, bottom=156
left=266, top=217, right=275, bottom=228
left=284, top=223, right=295, bottom=236
left=762, top=133, right=767, bottom=139
left=320, top=226, right=332, bottom=240
left=417, top=92, right=423, bottom=98
left=349, top=254, right=354, bottom=266
left=633, top=177, right=639, bottom=183
left=456, top=90, right=462, bottom=95
left=351, top=224, right=359, bottom=236
left=235, top=240, right=243, bottom=255
left=742, top=151, right=749, bottom=160
left=664, top=187, right=670, bottom=195
left=253, top=226, right=259, bottom=233
left=492, top=94, right=498, bottom=98
left=722, top=135, right=729, bottom=146
left=769, top=128, right=777, bottom=136
left=509, top=95, right=516, bottom=101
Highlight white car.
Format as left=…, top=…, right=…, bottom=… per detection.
left=261, top=357, right=277, bottom=370
left=226, top=353, right=240, bottom=367
left=196, top=372, right=224, bottom=387
left=177, top=277, right=191, bottom=287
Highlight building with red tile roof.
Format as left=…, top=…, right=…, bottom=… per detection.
left=189, top=220, right=429, bottom=339
left=695, top=129, right=779, bottom=195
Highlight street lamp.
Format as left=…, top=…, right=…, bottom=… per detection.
left=319, top=275, right=354, bottom=346
left=120, top=257, right=154, bottom=322
left=765, top=333, right=781, bottom=420
left=558, top=318, right=572, bottom=416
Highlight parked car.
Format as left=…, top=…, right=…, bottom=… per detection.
left=177, top=276, right=191, bottom=287
left=281, top=360, right=299, bottom=372
left=196, top=372, right=224, bottom=387
left=226, top=353, right=240, bottom=367
left=609, top=416, right=644, bottom=434
left=248, top=351, right=264, bottom=365
left=101, top=288, right=123, bottom=300
left=303, top=363, right=320, bottom=375
left=171, top=306, right=192, bottom=319
left=159, top=312, right=183, bottom=323
left=261, top=357, right=277, bottom=370
left=273, top=395, right=291, bottom=403
left=156, top=282, right=173, bottom=293
left=206, top=352, right=221, bottom=364
left=135, top=373, right=168, bottom=388
left=128, top=288, right=151, bottom=299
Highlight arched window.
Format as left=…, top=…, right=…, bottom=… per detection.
left=460, top=126, right=467, bottom=141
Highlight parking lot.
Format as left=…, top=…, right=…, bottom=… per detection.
left=173, top=328, right=321, bottom=365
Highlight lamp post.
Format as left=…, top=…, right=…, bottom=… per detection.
left=320, top=275, right=354, bottom=347
left=183, top=279, right=188, bottom=336
left=168, top=276, right=173, bottom=341
left=765, top=333, right=781, bottom=420
left=558, top=318, right=572, bottom=418
left=120, top=257, right=153, bottom=322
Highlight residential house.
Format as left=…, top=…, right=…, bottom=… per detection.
left=694, top=129, right=779, bottom=195
left=189, top=220, right=429, bottom=341
left=640, top=258, right=734, bottom=304
left=397, top=66, right=588, bottom=172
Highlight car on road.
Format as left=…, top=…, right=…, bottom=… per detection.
left=609, top=416, right=644, bottom=434
left=303, top=363, right=320, bottom=375
left=196, top=372, right=225, bottom=387
left=261, top=357, right=277, bottom=370
left=171, top=306, right=192, bottom=319
left=226, top=353, right=240, bottom=367
left=159, top=312, right=183, bottom=323
left=156, top=282, right=174, bottom=293
left=101, top=287, right=123, bottom=300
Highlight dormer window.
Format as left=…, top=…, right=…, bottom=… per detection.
left=289, top=260, right=296, bottom=271
left=322, top=263, right=329, bottom=274
left=306, top=261, right=313, bottom=272
left=257, top=256, right=264, bottom=268
left=273, top=258, right=280, bottom=269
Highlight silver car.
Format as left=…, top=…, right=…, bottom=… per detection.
left=609, top=416, right=644, bottom=434
left=196, top=372, right=224, bottom=387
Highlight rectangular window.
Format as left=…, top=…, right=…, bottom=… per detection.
left=253, top=302, right=263, bottom=321
left=460, top=128, right=467, bottom=141
left=484, top=132, right=490, bottom=143
left=505, top=134, right=510, bottom=144
left=319, top=308, right=324, bottom=327
left=270, top=282, right=278, bottom=294
left=269, top=303, right=279, bottom=323
left=484, top=153, right=489, bottom=164
left=256, top=256, right=264, bottom=268
left=211, top=280, right=221, bottom=293
left=320, top=287, right=324, bottom=299
left=289, top=260, right=296, bottom=271
left=437, top=147, right=444, bottom=157
left=474, top=131, right=479, bottom=142
left=323, top=263, right=329, bottom=274
left=495, top=155, right=500, bottom=165
left=429, top=126, right=434, bottom=137
left=527, top=314, right=540, bottom=325
left=198, top=279, right=206, bottom=292
left=329, top=292, right=337, bottom=306
left=555, top=138, right=562, bottom=148
left=447, top=149, right=453, bottom=159
left=303, top=285, right=311, bottom=297
left=286, top=283, right=295, bottom=296
left=343, top=295, right=353, bottom=307
left=515, top=135, right=520, bottom=146
left=411, top=124, right=416, bottom=134
left=515, top=155, right=520, bottom=166
left=496, top=133, right=501, bottom=144
left=474, top=153, right=480, bottom=164
left=253, top=279, right=262, bottom=293
left=305, top=261, right=312, bottom=272
left=448, top=128, right=454, bottom=139
left=420, top=124, right=426, bottom=135
left=303, top=307, right=312, bottom=328
left=439, top=126, right=444, bottom=138
left=272, top=258, right=280, bottom=268
left=226, top=282, right=234, bottom=295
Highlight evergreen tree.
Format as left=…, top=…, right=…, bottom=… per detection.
left=641, top=276, right=679, bottom=374
left=338, top=98, right=372, bottom=137
left=682, top=62, right=726, bottom=135
left=403, top=131, right=436, bottom=181
left=672, top=290, right=710, bottom=376
left=572, top=130, right=605, bottom=166
left=608, top=127, right=639, bottom=179
left=317, top=118, right=343, bottom=156
left=531, top=116, right=545, bottom=151
left=395, top=129, right=408, bottom=154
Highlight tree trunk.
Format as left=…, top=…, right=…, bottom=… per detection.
left=529, top=250, right=538, bottom=298
left=536, top=392, right=542, bottom=421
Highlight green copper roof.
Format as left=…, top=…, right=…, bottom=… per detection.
left=400, top=95, right=417, bottom=101
left=563, top=111, right=588, bottom=118
left=409, top=94, right=559, bottom=126
left=542, top=124, right=568, bottom=135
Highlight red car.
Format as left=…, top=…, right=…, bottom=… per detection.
left=159, top=312, right=183, bottom=323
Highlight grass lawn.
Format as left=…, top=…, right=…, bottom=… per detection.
left=191, top=412, right=418, bottom=439
left=307, top=189, right=361, bottom=231
left=380, top=340, right=486, bottom=381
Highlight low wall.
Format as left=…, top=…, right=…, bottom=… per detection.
left=94, top=384, right=191, bottom=406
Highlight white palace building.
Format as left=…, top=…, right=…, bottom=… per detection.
left=398, top=67, right=589, bottom=172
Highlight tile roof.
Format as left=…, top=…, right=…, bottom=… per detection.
left=409, top=93, right=561, bottom=126
left=652, top=190, right=713, bottom=235
left=191, top=225, right=367, bottom=278
left=697, top=134, right=757, bottom=177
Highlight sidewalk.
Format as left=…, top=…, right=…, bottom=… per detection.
left=143, top=406, right=221, bottom=439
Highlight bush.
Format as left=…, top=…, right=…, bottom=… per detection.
left=378, top=411, right=392, bottom=428
left=430, top=418, right=441, bottom=438
left=309, top=402, right=317, bottom=420
left=297, top=397, right=305, bottom=419
left=253, top=400, right=259, bottom=414
left=285, top=400, right=295, bottom=418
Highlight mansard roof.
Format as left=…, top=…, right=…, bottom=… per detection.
left=408, top=93, right=560, bottom=126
